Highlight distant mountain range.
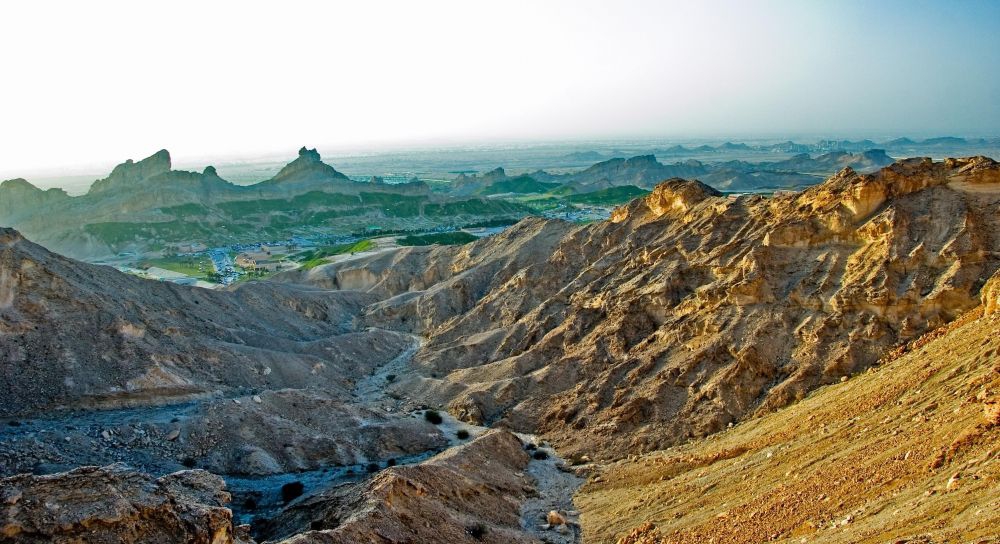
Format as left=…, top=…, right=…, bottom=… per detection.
left=449, top=149, right=896, bottom=196
left=2, top=138, right=988, bottom=259
left=0, top=148, right=522, bottom=258
left=551, top=136, right=999, bottom=163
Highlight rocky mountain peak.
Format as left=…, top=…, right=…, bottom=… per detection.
left=0, top=179, right=69, bottom=219
left=860, top=148, right=890, bottom=161
left=88, top=149, right=172, bottom=194
left=297, top=146, right=321, bottom=161
left=613, top=177, right=721, bottom=222
left=624, top=154, right=659, bottom=166
left=0, top=178, right=38, bottom=192
left=947, top=155, right=1000, bottom=181
left=0, top=226, right=24, bottom=246
left=269, top=147, right=348, bottom=184
left=482, top=167, right=507, bottom=181
left=797, top=156, right=1000, bottom=228
left=202, top=165, right=219, bottom=177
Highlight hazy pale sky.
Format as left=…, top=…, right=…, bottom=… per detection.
left=1, top=0, right=998, bottom=174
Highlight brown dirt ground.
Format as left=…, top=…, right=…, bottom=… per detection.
left=576, top=307, right=1000, bottom=543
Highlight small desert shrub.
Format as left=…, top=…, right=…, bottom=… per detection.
left=456, top=429, right=470, bottom=440
left=281, top=481, right=304, bottom=503
left=524, top=442, right=538, bottom=451
left=243, top=497, right=258, bottom=510
left=532, top=450, right=549, bottom=461
left=424, top=410, right=443, bottom=425
left=568, top=452, right=590, bottom=466
left=366, top=463, right=380, bottom=473
left=386, top=458, right=397, bottom=467
left=467, top=523, right=488, bottom=540
left=181, top=457, right=197, bottom=468
left=385, top=374, right=396, bottom=382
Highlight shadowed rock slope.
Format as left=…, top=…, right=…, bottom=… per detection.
left=283, top=157, right=1000, bottom=460
left=263, top=430, right=538, bottom=544
left=0, top=227, right=413, bottom=417
left=578, top=288, right=1000, bottom=543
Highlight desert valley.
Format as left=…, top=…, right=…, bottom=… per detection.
left=2, top=1, right=999, bottom=543
left=3, top=149, right=999, bottom=543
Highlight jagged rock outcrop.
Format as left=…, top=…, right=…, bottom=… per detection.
left=261, top=430, right=538, bottom=544
left=0, top=179, right=69, bottom=223
left=612, top=177, right=721, bottom=221
left=88, top=149, right=173, bottom=194
left=0, top=464, right=252, bottom=543
left=266, top=147, right=350, bottom=185
left=289, top=157, right=1000, bottom=459
left=451, top=167, right=510, bottom=195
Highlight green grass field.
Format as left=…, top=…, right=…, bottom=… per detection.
left=140, top=255, right=214, bottom=277
left=297, top=239, right=374, bottom=269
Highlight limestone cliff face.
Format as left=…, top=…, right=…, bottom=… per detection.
left=293, top=157, right=1000, bottom=458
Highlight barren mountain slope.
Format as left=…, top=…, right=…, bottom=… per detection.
left=0, top=227, right=413, bottom=417
left=577, top=289, right=1000, bottom=543
left=285, top=157, right=1000, bottom=460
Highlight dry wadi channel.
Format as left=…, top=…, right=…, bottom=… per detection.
left=0, top=328, right=584, bottom=543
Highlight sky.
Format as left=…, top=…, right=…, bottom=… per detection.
left=1, top=0, right=998, bottom=175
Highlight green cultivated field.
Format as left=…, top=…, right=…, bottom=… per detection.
left=297, top=239, right=374, bottom=269
left=141, top=255, right=214, bottom=278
